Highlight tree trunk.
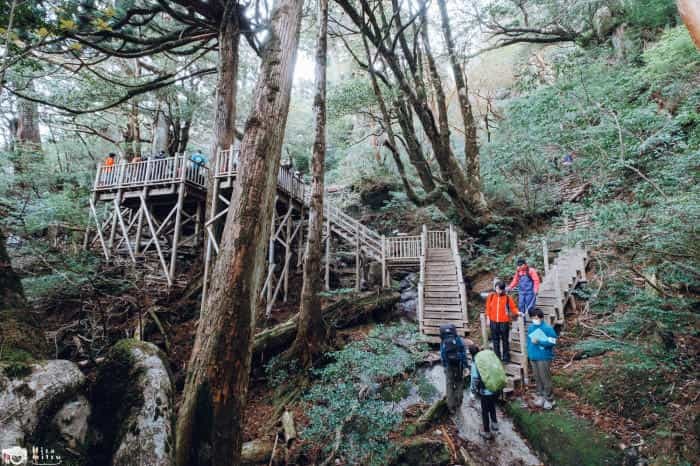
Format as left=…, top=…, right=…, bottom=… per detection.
left=205, top=4, right=241, bottom=247
left=287, top=0, right=329, bottom=367
left=152, top=97, right=170, bottom=155
left=174, top=0, right=304, bottom=464
left=0, top=227, right=47, bottom=358
left=437, top=0, right=489, bottom=216
left=15, top=82, right=42, bottom=153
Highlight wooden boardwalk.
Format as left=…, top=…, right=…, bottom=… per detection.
left=480, top=244, right=589, bottom=391
left=86, top=150, right=469, bottom=337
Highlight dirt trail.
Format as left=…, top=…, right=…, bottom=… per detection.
left=423, top=364, right=541, bottom=466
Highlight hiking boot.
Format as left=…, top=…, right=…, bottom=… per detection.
left=479, top=431, right=493, bottom=440
left=543, top=400, right=554, bottom=410
left=491, top=422, right=499, bottom=432
left=533, top=396, right=545, bottom=408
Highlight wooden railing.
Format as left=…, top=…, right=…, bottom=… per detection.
left=427, top=229, right=449, bottom=249
left=449, top=225, right=469, bottom=324
left=94, top=155, right=209, bottom=190
left=385, top=235, right=422, bottom=262
left=418, top=225, right=427, bottom=334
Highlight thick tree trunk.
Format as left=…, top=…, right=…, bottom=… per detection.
left=152, top=98, right=170, bottom=155
left=0, top=227, right=47, bottom=358
left=15, top=82, right=42, bottom=152
left=437, top=0, right=489, bottom=216
left=204, top=4, right=241, bottom=247
left=174, top=0, right=304, bottom=464
left=287, top=0, right=329, bottom=367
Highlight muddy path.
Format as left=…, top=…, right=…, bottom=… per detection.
left=422, top=364, right=541, bottom=466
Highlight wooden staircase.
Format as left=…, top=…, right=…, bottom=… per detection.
left=481, top=243, right=589, bottom=392
left=417, top=226, right=469, bottom=342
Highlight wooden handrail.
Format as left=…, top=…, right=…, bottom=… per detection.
left=449, top=225, right=469, bottom=324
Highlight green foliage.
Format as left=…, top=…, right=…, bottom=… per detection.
left=643, top=27, right=700, bottom=77
left=301, top=323, right=430, bottom=465
left=623, top=0, right=678, bottom=29
left=506, top=401, right=622, bottom=465
left=0, top=348, right=33, bottom=378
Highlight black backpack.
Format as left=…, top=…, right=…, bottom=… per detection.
left=440, top=324, right=463, bottom=366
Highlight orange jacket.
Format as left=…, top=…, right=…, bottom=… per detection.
left=485, top=292, right=519, bottom=323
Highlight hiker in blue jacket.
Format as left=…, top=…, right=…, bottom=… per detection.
left=527, top=308, right=558, bottom=410
left=469, top=345, right=498, bottom=440
left=440, top=324, right=468, bottom=413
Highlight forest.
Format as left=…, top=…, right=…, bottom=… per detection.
left=0, top=0, right=698, bottom=465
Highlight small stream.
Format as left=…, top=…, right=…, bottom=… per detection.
left=417, top=364, right=541, bottom=466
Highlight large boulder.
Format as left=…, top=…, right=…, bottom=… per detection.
left=0, top=359, right=86, bottom=447
left=89, top=339, right=174, bottom=466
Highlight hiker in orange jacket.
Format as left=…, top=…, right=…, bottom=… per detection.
left=507, top=258, right=541, bottom=314
left=485, top=281, right=519, bottom=363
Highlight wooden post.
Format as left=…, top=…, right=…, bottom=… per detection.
left=194, top=202, right=202, bottom=246
left=283, top=202, right=292, bottom=302
left=297, top=206, right=304, bottom=267
left=355, top=223, right=361, bottom=291
left=168, top=164, right=187, bottom=283
left=381, top=235, right=387, bottom=288
left=266, top=202, right=277, bottom=306
left=108, top=163, right=126, bottom=250
left=554, top=265, right=563, bottom=323
left=480, top=312, right=488, bottom=347
left=324, top=215, right=331, bottom=291
left=542, top=239, right=549, bottom=275
left=519, top=318, right=529, bottom=384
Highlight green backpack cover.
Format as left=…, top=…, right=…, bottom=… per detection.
left=474, top=349, right=507, bottom=392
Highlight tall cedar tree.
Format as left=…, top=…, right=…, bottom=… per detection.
left=287, top=0, right=330, bottom=366
left=174, top=0, right=305, bottom=464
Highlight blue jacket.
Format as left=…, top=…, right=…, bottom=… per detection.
left=470, top=361, right=494, bottom=396
left=527, top=321, right=558, bottom=361
left=440, top=335, right=467, bottom=367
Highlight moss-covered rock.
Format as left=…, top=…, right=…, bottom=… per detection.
left=390, top=437, right=451, bottom=466
left=506, top=401, right=623, bottom=466
left=88, top=339, right=174, bottom=466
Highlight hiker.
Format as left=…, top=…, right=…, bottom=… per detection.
left=440, top=323, right=468, bottom=413
left=190, top=150, right=207, bottom=167
left=562, top=151, right=575, bottom=172
left=527, top=308, right=558, bottom=410
left=469, top=345, right=498, bottom=440
left=102, top=152, right=116, bottom=184
left=485, top=280, right=519, bottom=363
left=507, top=258, right=540, bottom=315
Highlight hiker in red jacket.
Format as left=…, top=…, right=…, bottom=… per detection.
left=485, top=281, right=519, bottom=363
left=507, top=258, right=540, bottom=314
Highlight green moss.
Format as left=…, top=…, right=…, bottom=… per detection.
left=381, top=381, right=411, bottom=402
left=506, top=402, right=622, bottom=466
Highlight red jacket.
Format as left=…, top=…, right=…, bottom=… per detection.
left=485, top=292, right=519, bottom=323
left=508, top=266, right=541, bottom=293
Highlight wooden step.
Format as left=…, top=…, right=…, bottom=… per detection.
left=423, top=292, right=460, bottom=299
left=423, top=319, right=466, bottom=328
left=424, top=304, right=461, bottom=312
left=423, top=326, right=468, bottom=337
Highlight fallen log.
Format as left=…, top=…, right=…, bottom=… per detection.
left=252, top=290, right=400, bottom=358
left=414, top=397, right=448, bottom=434
left=241, top=439, right=274, bottom=465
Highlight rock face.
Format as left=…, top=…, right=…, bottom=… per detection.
left=0, top=359, right=86, bottom=447
left=52, top=395, right=91, bottom=450
left=103, top=340, right=175, bottom=466
left=398, top=273, right=419, bottom=319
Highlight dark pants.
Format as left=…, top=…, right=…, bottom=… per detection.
left=445, top=363, right=464, bottom=412
left=480, top=394, right=498, bottom=432
left=490, top=322, right=510, bottom=362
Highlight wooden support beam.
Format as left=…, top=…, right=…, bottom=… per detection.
left=267, top=200, right=277, bottom=306
left=355, top=223, right=361, bottom=292
left=142, top=204, right=178, bottom=252
left=89, top=197, right=110, bottom=260
left=542, top=239, right=549, bottom=275
left=283, top=202, right=292, bottom=302
left=139, top=194, right=171, bottom=287
left=169, top=177, right=187, bottom=283
left=114, top=198, right=136, bottom=263
left=297, top=206, right=304, bottom=267
left=325, top=215, right=331, bottom=291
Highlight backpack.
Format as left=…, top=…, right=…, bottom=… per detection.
left=474, top=349, right=507, bottom=392
left=440, top=324, right=463, bottom=367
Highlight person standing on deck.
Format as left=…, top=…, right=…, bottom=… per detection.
left=507, top=258, right=540, bottom=315
left=102, top=153, right=116, bottom=184
left=527, top=308, right=558, bottom=410
left=439, top=323, right=468, bottom=413
left=485, top=281, right=519, bottom=363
